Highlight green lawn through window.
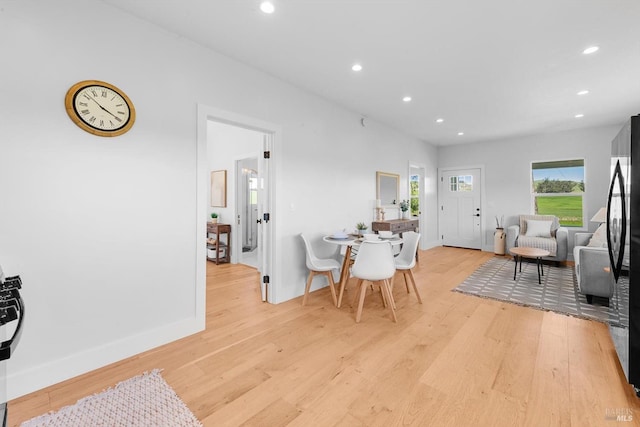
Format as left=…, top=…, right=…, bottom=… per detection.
left=535, top=195, right=583, bottom=227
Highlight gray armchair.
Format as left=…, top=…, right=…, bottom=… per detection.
left=573, top=232, right=613, bottom=304
left=505, top=214, right=568, bottom=263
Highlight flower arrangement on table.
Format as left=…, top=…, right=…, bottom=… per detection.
left=399, top=200, right=409, bottom=212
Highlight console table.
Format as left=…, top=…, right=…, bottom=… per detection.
left=207, top=222, right=231, bottom=264
left=371, top=219, right=419, bottom=235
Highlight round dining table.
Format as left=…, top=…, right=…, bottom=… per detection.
left=323, top=234, right=403, bottom=308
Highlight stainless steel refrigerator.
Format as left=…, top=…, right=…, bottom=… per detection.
left=607, top=114, right=640, bottom=397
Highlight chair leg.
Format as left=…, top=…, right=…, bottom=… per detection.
left=337, top=275, right=348, bottom=308
left=324, top=271, right=338, bottom=306
left=302, top=271, right=315, bottom=306
left=303, top=270, right=338, bottom=306
left=384, top=279, right=397, bottom=309
left=355, top=280, right=368, bottom=323
left=407, top=269, right=423, bottom=304
left=351, top=279, right=364, bottom=308
left=402, top=271, right=411, bottom=293
left=376, top=280, right=387, bottom=307
left=380, top=279, right=397, bottom=323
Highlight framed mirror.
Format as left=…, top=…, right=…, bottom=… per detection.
left=376, top=171, right=400, bottom=207
left=210, top=170, right=227, bottom=207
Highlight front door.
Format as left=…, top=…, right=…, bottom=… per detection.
left=439, top=168, right=482, bottom=249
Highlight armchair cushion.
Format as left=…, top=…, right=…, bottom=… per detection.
left=524, top=219, right=553, bottom=238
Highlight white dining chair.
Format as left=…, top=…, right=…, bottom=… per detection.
left=393, top=231, right=423, bottom=303
left=300, top=233, right=340, bottom=306
left=350, top=240, right=397, bottom=323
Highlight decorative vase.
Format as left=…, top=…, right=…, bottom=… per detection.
left=402, top=210, right=409, bottom=219
left=494, top=228, right=506, bottom=255
left=211, top=218, right=218, bottom=224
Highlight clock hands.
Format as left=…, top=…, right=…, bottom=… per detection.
left=86, top=95, right=120, bottom=120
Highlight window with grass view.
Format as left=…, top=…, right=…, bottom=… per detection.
left=531, top=159, right=584, bottom=227
left=410, top=174, right=419, bottom=216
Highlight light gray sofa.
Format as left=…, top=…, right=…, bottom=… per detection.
left=573, top=232, right=613, bottom=304
left=506, top=214, right=568, bottom=264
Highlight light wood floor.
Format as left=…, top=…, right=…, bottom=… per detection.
left=9, top=247, right=640, bottom=426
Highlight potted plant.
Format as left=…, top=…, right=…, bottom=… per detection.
left=211, top=212, right=219, bottom=224
left=356, top=222, right=368, bottom=237
left=399, top=200, right=410, bottom=219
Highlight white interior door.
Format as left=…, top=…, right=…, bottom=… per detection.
left=439, top=168, right=482, bottom=249
left=257, top=134, right=271, bottom=301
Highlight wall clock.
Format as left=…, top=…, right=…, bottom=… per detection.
left=65, top=80, right=136, bottom=137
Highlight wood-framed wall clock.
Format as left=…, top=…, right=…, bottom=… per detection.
left=65, top=80, right=136, bottom=137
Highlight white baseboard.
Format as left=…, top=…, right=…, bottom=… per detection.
left=422, top=239, right=442, bottom=250
left=7, top=316, right=204, bottom=400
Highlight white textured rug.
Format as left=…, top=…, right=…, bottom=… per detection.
left=21, top=369, right=202, bottom=427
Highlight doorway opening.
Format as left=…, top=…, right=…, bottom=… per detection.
left=197, top=104, right=278, bottom=305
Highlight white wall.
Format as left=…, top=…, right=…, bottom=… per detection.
left=437, top=124, right=621, bottom=254
left=0, top=0, right=438, bottom=398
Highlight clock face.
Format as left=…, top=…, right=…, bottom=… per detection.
left=65, top=80, right=135, bottom=137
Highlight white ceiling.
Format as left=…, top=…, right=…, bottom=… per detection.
left=102, top=0, right=640, bottom=146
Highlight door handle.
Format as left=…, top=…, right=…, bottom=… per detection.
left=474, top=214, right=480, bottom=217
left=256, top=219, right=262, bottom=224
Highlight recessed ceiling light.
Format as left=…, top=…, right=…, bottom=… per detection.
left=457, top=132, right=464, bottom=136
left=436, top=118, right=444, bottom=123
left=403, top=96, right=412, bottom=102
left=351, top=64, right=362, bottom=72
left=575, top=113, right=584, bottom=118
left=583, top=46, right=599, bottom=55
left=260, top=1, right=275, bottom=14
left=577, top=90, right=590, bottom=96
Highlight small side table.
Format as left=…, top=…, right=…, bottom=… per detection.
left=207, top=222, right=231, bottom=264
left=510, top=247, right=550, bottom=284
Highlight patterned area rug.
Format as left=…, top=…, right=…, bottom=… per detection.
left=453, top=256, right=628, bottom=327
left=21, top=370, right=202, bottom=427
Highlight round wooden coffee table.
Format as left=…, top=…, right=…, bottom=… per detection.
left=509, top=247, right=550, bottom=284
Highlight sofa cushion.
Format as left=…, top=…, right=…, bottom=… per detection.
left=524, top=219, right=553, bottom=238
left=587, top=223, right=607, bottom=248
